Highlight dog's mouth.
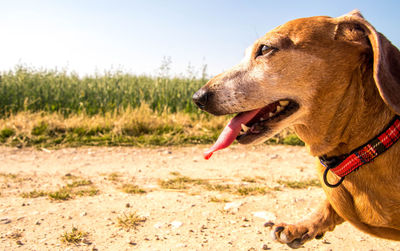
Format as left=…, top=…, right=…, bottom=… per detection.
left=237, top=99, right=299, bottom=142
left=204, top=99, right=299, bottom=159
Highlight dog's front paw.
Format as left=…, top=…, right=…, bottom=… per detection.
left=267, top=222, right=325, bottom=249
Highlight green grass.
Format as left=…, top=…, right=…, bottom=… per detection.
left=0, top=66, right=206, bottom=116
left=0, top=66, right=305, bottom=147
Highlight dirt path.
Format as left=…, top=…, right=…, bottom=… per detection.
left=0, top=145, right=398, bottom=250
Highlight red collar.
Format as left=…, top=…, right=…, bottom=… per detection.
left=319, top=115, right=400, bottom=188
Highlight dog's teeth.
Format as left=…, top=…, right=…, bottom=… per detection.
left=279, top=100, right=289, bottom=106
left=269, top=112, right=274, bottom=117
left=276, top=106, right=284, bottom=113
left=241, top=124, right=250, bottom=132
left=260, top=118, right=265, bottom=121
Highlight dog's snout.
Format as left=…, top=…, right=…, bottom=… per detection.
left=192, top=88, right=212, bottom=109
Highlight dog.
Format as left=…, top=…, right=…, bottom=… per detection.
left=193, top=10, right=400, bottom=248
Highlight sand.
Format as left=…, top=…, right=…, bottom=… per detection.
left=0, top=145, right=398, bottom=250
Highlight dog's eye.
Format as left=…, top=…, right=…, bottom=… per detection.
left=257, top=45, right=276, bottom=57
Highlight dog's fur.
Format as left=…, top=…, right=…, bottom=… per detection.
left=194, top=10, right=400, bottom=248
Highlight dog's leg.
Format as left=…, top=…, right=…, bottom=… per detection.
left=268, top=200, right=344, bottom=249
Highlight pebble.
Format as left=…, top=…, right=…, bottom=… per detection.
left=252, top=211, right=276, bottom=222
left=80, top=212, right=87, bottom=216
left=0, top=218, right=11, bottom=224
left=270, top=154, right=279, bottom=159
left=224, top=201, right=243, bottom=213
left=170, top=221, right=183, bottom=229
left=262, top=244, right=269, bottom=250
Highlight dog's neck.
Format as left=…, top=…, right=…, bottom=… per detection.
left=294, top=66, right=395, bottom=157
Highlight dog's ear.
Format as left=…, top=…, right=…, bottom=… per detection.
left=336, top=10, right=400, bottom=115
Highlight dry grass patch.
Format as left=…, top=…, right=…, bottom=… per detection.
left=108, top=172, right=121, bottom=181
left=159, top=173, right=271, bottom=196
left=204, top=183, right=232, bottom=192
left=0, top=106, right=228, bottom=147
left=278, top=179, right=321, bottom=189
left=209, top=196, right=231, bottom=203
left=21, top=178, right=99, bottom=201
left=116, top=212, right=146, bottom=230
left=236, top=186, right=269, bottom=196
left=159, top=175, right=208, bottom=190
left=121, top=184, right=146, bottom=194
left=0, top=173, right=18, bottom=179
left=60, top=227, right=90, bottom=245
left=241, top=177, right=257, bottom=183
left=21, top=190, right=47, bottom=198
left=205, top=183, right=271, bottom=196
left=48, top=188, right=72, bottom=201
left=66, top=179, right=93, bottom=188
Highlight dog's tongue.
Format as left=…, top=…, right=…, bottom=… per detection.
left=203, top=109, right=260, bottom=160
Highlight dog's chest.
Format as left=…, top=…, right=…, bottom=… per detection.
left=319, top=161, right=400, bottom=229
left=349, top=191, right=400, bottom=228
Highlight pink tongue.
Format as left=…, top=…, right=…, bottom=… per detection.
left=203, top=109, right=261, bottom=160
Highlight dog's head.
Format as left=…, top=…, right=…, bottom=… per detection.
left=193, top=10, right=400, bottom=150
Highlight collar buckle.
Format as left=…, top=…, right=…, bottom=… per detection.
left=320, top=155, right=345, bottom=188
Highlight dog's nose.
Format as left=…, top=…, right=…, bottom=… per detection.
left=192, top=89, right=211, bottom=109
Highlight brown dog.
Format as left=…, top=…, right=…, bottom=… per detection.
left=193, top=10, right=400, bottom=248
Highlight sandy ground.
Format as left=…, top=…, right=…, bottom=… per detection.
left=0, top=145, right=399, bottom=251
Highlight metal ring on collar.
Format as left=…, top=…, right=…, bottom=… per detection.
left=323, top=166, right=345, bottom=188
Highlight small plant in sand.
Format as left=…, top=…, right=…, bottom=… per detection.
left=22, top=178, right=99, bottom=201
left=159, top=172, right=209, bottom=190
left=204, top=183, right=232, bottom=192
left=278, top=179, right=321, bottom=189
left=0, top=173, right=18, bottom=179
left=209, top=196, right=231, bottom=203
left=120, top=184, right=146, bottom=194
left=205, top=182, right=271, bottom=196
left=73, top=187, right=99, bottom=197
left=66, top=179, right=93, bottom=188
left=48, top=188, right=72, bottom=201
left=235, top=186, right=269, bottom=196
left=60, top=227, right=89, bottom=245
left=108, top=172, right=121, bottom=181
left=241, top=177, right=257, bottom=183
left=21, top=190, right=47, bottom=198
left=116, top=212, right=146, bottom=230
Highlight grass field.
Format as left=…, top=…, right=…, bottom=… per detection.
left=0, top=66, right=304, bottom=147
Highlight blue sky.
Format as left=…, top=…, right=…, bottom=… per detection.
left=1, top=0, right=399, bottom=77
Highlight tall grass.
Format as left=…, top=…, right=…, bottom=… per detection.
left=0, top=66, right=304, bottom=147
left=0, top=66, right=205, bottom=117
